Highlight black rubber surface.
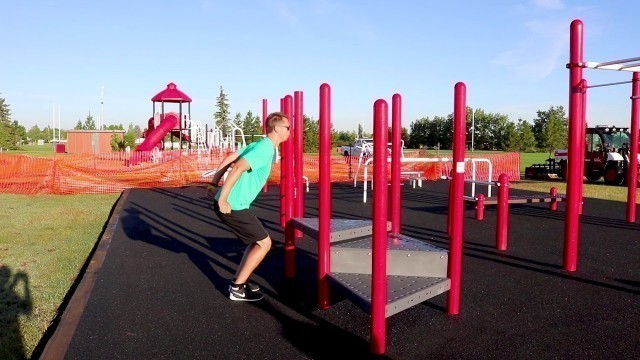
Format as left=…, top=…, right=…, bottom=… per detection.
left=56, top=181, right=640, bottom=359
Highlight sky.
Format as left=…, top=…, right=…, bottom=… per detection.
left=1, top=0, right=639, bottom=133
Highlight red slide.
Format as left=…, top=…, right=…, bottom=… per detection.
left=135, top=113, right=179, bottom=151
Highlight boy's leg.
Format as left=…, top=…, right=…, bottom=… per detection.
left=234, top=236, right=271, bottom=285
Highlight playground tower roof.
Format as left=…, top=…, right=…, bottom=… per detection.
left=151, top=82, right=192, bottom=103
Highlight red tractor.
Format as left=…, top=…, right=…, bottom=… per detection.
left=526, top=125, right=639, bottom=185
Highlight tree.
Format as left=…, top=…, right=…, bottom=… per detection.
left=74, top=120, right=84, bottom=130
left=27, top=125, right=42, bottom=143
left=214, top=86, right=230, bottom=128
left=532, top=106, right=567, bottom=151
left=0, top=97, right=14, bottom=150
left=303, top=115, right=319, bottom=152
left=408, top=117, right=429, bottom=148
left=41, top=126, right=53, bottom=142
left=110, top=125, right=137, bottom=151
left=519, top=120, right=537, bottom=152
left=242, top=111, right=262, bottom=143
left=12, top=121, right=26, bottom=146
left=84, top=113, right=96, bottom=130
left=233, top=112, right=242, bottom=128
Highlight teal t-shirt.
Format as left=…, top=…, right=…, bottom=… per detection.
left=215, top=137, right=275, bottom=210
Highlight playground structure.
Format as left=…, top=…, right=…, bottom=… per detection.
left=260, top=83, right=469, bottom=355
left=564, top=20, right=639, bottom=271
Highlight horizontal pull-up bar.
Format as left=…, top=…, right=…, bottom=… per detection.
left=585, top=80, right=633, bottom=89
left=595, top=56, right=640, bottom=67
left=584, top=61, right=640, bottom=72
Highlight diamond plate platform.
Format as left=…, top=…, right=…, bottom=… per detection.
left=291, top=218, right=391, bottom=242
left=328, top=272, right=451, bottom=317
left=330, top=233, right=448, bottom=277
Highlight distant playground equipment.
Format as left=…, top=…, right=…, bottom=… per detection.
left=359, top=156, right=493, bottom=203
left=130, top=82, right=247, bottom=166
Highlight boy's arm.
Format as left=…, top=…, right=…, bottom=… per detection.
left=211, top=152, right=240, bottom=186
left=216, top=157, right=251, bottom=213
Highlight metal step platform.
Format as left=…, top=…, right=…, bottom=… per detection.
left=291, top=218, right=391, bottom=242
left=328, top=272, right=451, bottom=317
left=330, top=233, right=448, bottom=277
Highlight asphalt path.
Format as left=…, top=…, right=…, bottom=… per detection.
left=37, top=181, right=640, bottom=359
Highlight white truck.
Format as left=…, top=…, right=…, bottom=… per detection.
left=340, top=138, right=374, bottom=156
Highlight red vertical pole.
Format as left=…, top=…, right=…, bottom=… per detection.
left=371, top=99, right=388, bottom=355
left=447, top=82, right=466, bottom=315
left=550, top=187, right=559, bottom=211
left=476, top=194, right=485, bottom=220
left=565, top=19, right=585, bottom=272
left=318, top=84, right=332, bottom=309
left=390, top=94, right=402, bottom=234
left=294, top=91, right=305, bottom=237
left=496, top=174, right=510, bottom=251
left=627, top=72, right=639, bottom=223
left=284, top=95, right=295, bottom=278
left=280, top=98, right=286, bottom=227
left=262, top=99, right=268, bottom=193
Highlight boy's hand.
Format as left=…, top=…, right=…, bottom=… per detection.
left=218, top=199, right=232, bottom=214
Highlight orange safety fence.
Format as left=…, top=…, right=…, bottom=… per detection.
left=0, top=151, right=520, bottom=195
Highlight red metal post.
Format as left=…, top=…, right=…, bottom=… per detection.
left=447, top=82, right=466, bottom=315
left=550, top=187, right=559, bottom=211
left=371, top=99, right=389, bottom=355
left=476, top=194, right=485, bottom=220
left=496, top=174, right=510, bottom=251
left=627, top=72, right=639, bottom=223
left=294, top=91, right=305, bottom=237
left=280, top=98, right=286, bottom=227
left=284, top=95, right=295, bottom=278
left=318, top=84, right=332, bottom=309
left=390, top=94, right=402, bottom=234
left=447, top=169, right=453, bottom=236
left=564, top=19, right=585, bottom=272
left=262, top=99, right=268, bottom=193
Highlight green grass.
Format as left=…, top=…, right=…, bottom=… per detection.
left=519, top=152, right=553, bottom=173
left=0, top=193, right=119, bottom=359
left=2, top=144, right=56, bottom=156
left=511, top=179, right=632, bottom=203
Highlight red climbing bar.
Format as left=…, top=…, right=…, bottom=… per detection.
left=318, top=84, right=332, bottom=309
left=294, top=91, right=305, bottom=237
left=496, top=174, right=510, bottom=251
left=371, top=99, right=389, bottom=355
left=447, top=82, right=466, bottom=315
left=284, top=95, right=295, bottom=278
left=627, top=72, right=639, bottom=223
left=390, top=94, right=402, bottom=234
left=565, top=19, right=585, bottom=271
left=280, top=98, right=286, bottom=227
left=262, top=99, right=268, bottom=192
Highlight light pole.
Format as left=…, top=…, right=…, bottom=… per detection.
left=471, top=108, right=475, bottom=152
left=100, top=86, right=104, bottom=130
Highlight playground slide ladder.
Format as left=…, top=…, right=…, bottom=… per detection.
left=291, top=218, right=451, bottom=317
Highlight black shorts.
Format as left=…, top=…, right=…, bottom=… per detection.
left=213, top=201, right=269, bottom=244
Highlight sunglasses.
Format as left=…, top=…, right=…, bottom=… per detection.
left=280, top=125, right=291, bottom=130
